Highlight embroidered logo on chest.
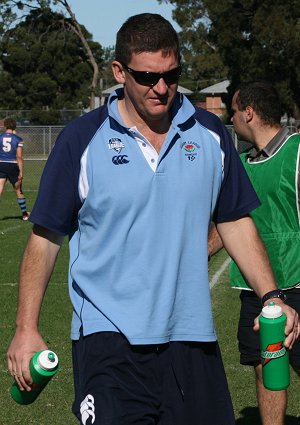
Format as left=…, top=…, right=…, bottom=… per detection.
left=108, top=138, right=125, bottom=153
left=181, top=142, right=200, bottom=161
left=112, top=155, right=130, bottom=165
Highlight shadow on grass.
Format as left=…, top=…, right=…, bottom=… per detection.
left=0, top=215, right=23, bottom=220
left=236, top=407, right=299, bottom=425
left=235, top=407, right=260, bottom=425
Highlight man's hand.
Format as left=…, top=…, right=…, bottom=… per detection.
left=7, top=328, right=48, bottom=391
left=253, top=301, right=300, bottom=349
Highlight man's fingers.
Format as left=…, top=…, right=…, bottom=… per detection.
left=8, top=354, right=33, bottom=391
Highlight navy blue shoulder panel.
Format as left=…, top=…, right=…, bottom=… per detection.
left=193, top=106, right=260, bottom=222
left=30, top=105, right=109, bottom=235
left=193, top=106, right=225, bottom=135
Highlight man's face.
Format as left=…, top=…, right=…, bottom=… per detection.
left=231, top=91, right=252, bottom=142
left=121, top=50, right=180, bottom=124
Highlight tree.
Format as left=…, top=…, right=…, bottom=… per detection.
left=0, top=8, right=103, bottom=122
left=159, top=0, right=300, bottom=118
left=101, top=46, right=118, bottom=90
left=0, top=0, right=102, bottom=109
left=204, top=0, right=300, bottom=118
left=158, top=0, right=228, bottom=95
left=57, top=0, right=99, bottom=110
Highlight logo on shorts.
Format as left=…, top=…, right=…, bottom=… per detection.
left=261, top=341, right=286, bottom=366
left=80, top=394, right=95, bottom=424
left=181, top=142, right=200, bottom=161
left=108, top=138, right=125, bottom=153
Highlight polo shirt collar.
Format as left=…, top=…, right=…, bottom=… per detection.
left=107, top=88, right=195, bottom=129
left=247, top=126, right=291, bottom=160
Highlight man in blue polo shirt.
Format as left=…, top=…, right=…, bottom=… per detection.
left=7, top=14, right=299, bottom=425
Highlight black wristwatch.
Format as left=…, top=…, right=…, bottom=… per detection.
left=261, top=289, right=287, bottom=305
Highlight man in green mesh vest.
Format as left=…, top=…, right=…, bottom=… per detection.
left=209, top=81, right=300, bottom=425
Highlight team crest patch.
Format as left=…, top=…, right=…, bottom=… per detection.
left=181, top=142, right=200, bottom=161
left=108, top=138, right=125, bottom=153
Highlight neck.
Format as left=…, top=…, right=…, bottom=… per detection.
left=118, top=99, right=171, bottom=153
left=253, top=125, right=282, bottom=151
left=118, top=98, right=171, bottom=133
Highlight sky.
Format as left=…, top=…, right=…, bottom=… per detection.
left=67, top=0, right=180, bottom=47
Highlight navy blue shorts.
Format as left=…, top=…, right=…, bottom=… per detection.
left=72, top=332, right=235, bottom=425
left=238, top=289, right=300, bottom=368
left=0, top=162, right=19, bottom=185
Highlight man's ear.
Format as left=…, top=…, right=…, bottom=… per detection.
left=245, top=105, right=254, bottom=123
left=112, top=61, right=126, bottom=84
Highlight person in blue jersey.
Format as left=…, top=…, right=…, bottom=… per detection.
left=7, top=14, right=299, bottom=425
left=209, top=81, right=300, bottom=425
left=0, top=118, right=30, bottom=220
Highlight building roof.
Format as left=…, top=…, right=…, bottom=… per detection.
left=200, top=80, right=230, bottom=95
left=101, top=84, right=193, bottom=96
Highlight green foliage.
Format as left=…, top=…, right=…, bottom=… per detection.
left=101, top=46, right=118, bottom=90
left=0, top=6, right=103, bottom=121
left=160, top=0, right=300, bottom=116
left=0, top=1, right=17, bottom=33
left=159, top=0, right=228, bottom=94
left=29, top=108, right=61, bottom=125
left=205, top=0, right=300, bottom=115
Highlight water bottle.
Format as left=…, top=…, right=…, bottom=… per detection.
left=10, top=350, right=59, bottom=404
left=259, top=302, right=290, bottom=390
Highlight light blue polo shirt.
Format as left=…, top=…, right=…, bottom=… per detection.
left=30, top=89, right=260, bottom=344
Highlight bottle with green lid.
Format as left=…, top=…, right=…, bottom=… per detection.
left=10, top=350, right=59, bottom=405
left=259, top=302, right=290, bottom=390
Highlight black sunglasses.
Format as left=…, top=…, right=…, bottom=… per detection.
left=121, top=63, right=181, bottom=86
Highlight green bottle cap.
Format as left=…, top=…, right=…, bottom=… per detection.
left=48, top=352, right=55, bottom=363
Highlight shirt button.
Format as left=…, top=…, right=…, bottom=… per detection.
left=142, top=142, right=147, bottom=147
left=151, top=158, right=155, bottom=163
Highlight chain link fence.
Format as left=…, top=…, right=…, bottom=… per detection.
left=13, top=126, right=64, bottom=191
left=2, top=124, right=298, bottom=192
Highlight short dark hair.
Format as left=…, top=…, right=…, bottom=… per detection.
left=4, top=117, right=17, bottom=130
left=235, top=82, right=281, bottom=126
left=115, top=13, right=180, bottom=65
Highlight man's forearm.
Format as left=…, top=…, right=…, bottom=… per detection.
left=15, top=225, right=63, bottom=330
left=216, top=217, right=277, bottom=298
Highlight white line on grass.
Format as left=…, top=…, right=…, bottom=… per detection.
left=209, top=257, right=231, bottom=289
left=2, top=258, right=230, bottom=290
left=0, top=224, right=24, bottom=234
left=2, top=265, right=230, bottom=289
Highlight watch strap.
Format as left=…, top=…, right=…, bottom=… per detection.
left=261, top=289, right=287, bottom=305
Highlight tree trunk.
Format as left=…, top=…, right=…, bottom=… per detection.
left=60, top=0, right=99, bottom=110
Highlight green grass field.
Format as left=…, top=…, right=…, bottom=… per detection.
left=0, top=182, right=299, bottom=424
